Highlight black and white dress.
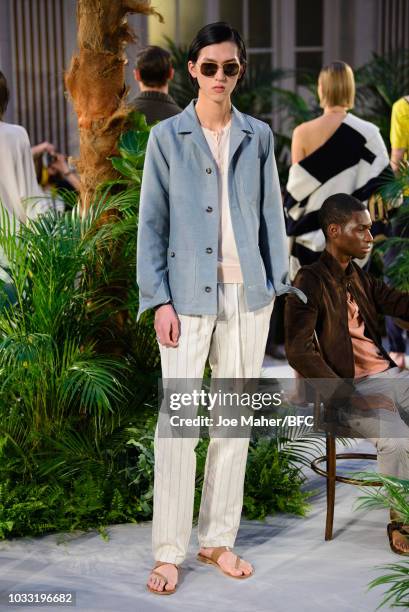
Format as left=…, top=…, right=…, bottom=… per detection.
left=284, top=113, right=392, bottom=279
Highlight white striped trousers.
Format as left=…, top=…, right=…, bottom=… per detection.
left=153, top=284, right=274, bottom=564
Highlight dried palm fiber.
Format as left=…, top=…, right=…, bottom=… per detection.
left=65, top=0, right=163, bottom=211
left=64, top=1, right=162, bottom=353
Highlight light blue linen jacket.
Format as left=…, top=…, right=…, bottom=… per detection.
left=136, top=100, right=306, bottom=319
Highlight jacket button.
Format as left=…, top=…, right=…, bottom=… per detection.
left=206, top=167, right=212, bottom=174
left=206, top=206, right=213, bottom=213
left=206, top=247, right=213, bottom=254
left=205, top=286, right=212, bottom=293
left=170, top=251, right=175, bottom=257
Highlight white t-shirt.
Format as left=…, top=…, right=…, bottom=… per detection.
left=201, top=120, right=243, bottom=283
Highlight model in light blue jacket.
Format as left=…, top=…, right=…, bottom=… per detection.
left=137, top=99, right=306, bottom=319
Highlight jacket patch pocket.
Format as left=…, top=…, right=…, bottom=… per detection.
left=167, top=248, right=197, bottom=304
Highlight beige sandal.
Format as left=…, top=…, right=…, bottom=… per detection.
left=147, top=561, right=179, bottom=595
left=197, top=546, right=254, bottom=579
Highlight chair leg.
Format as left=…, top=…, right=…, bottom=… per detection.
left=325, top=434, right=336, bottom=540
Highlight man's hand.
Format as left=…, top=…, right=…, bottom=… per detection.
left=351, top=393, right=396, bottom=413
left=155, top=304, right=180, bottom=348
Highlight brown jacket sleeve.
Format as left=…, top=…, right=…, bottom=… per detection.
left=370, top=275, right=409, bottom=320
left=285, top=268, right=339, bottom=379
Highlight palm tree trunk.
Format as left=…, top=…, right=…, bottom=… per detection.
left=65, top=0, right=162, bottom=211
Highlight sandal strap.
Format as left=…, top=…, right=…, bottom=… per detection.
left=154, top=561, right=179, bottom=569
left=235, top=554, right=242, bottom=569
left=210, top=546, right=231, bottom=564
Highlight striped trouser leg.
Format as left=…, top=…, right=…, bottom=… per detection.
left=152, top=313, right=216, bottom=564
left=198, top=284, right=274, bottom=547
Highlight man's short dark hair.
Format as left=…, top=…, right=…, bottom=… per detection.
left=187, top=21, right=247, bottom=91
left=135, top=46, right=172, bottom=88
left=318, top=193, right=367, bottom=239
left=0, top=71, right=10, bottom=118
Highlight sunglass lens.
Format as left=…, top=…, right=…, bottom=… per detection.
left=223, top=63, right=240, bottom=77
left=200, top=62, right=218, bottom=77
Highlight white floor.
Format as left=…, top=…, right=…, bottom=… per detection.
left=0, top=444, right=396, bottom=612
left=0, top=356, right=403, bottom=612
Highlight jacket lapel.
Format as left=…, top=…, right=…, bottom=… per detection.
left=177, top=100, right=254, bottom=166
left=177, top=100, right=213, bottom=163
left=228, top=106, right=254, bottom=165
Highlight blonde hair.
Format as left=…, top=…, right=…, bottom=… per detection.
left=318, top=61, right=355, bottom=109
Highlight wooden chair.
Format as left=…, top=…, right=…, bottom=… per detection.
left=307, top=332, right=382, bottom=540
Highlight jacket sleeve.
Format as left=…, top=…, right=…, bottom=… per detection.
left=259, top=128, right=290, bottom=291
left=136, top=128, right=171, bottom=320
left=371, top=275, right=409, bottom=320
left=285, top=269, right=359, bottom=407
left=284, top=269, right=339, bottom=380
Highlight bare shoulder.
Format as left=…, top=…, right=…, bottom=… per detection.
left=295, top=116, right=325, bottom=135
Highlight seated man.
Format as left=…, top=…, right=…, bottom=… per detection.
left=285, top=192, right=409, bottom=554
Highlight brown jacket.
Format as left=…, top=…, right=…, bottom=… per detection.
left=285, top=250, right=409, bottom=381
left=130, top=91, right=182, bottom=125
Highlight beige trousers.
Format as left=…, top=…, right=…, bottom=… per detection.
left=348, top=367, right=409, bottom=479
left=153, top=284, right=274, bottom=564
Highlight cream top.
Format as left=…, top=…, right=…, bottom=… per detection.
left=201, top=120, right=243, bottom=283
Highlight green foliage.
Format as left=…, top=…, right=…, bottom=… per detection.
left=243, top=438, right=311, bottom=520
left=376, top=166, right=409, bottom=290
left=355, top=474, right=409, bottom=524
left=0, top=120, right=162, bottom=538
left=355, top=50, right=409, bottom=145
left=355, top=474, right=409, bottom=608
left=368, top=562, right=409, bottom=609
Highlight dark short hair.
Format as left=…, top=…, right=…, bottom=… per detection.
left=187, top=21, right=247, bottom=91
left=0, top=71, right=10, bottom=118
left=135, top=46, right=172, bottom=87
left=318, top=193, right=367, bottom=239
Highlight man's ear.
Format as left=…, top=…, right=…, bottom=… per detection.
left=327, top=223, right=340, bottom=239
left=134, top=69, right=142, bottom=82
left=168, top=67, right=175, bottom=82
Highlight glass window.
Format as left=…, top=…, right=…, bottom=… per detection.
left=179, top=0, right=205, bottom=45
left=148, top=0, right=176, bottom=46
left=238, top=52, right=273, bottom=114
left=248, top=52, right=272, bottom=73
left=249, top=0, right=271, bottom=47
left=219, top=0, right=244, bottom=36
left=296, top=51, right=323, bottom=85
left=296, top=0, right=323, bottom=46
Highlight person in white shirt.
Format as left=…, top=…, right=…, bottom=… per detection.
left=0, top=71, right=63, bottom=285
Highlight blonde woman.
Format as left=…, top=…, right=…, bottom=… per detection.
left=285, top=61, right=391, bottom=279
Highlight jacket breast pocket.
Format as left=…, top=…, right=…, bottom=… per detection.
left=167, top=248, right=197, bottom=303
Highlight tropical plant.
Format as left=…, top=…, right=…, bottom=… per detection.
left=0, top=114, right=162, bottom=538
left=374, top=162, right=409, bottom=289
left=368, top=562, right=409, bottom=609
left=243, top=438, right=311, bottom=520
left=355, top=474, right=409, bottom=608
left=65, top=0, right=162, bottom=209
left=355, top=50, right=409, bottom=146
